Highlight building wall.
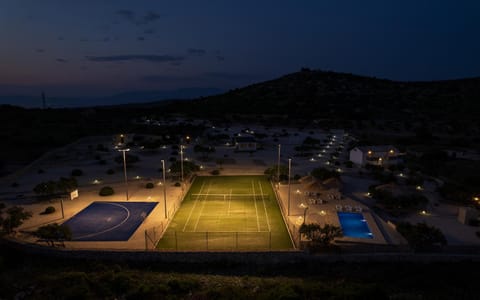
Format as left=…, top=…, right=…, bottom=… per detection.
left=349, top=148, right=364, bottom=165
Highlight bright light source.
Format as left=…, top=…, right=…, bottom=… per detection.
left=368, top=150, right=372, bottom=155
left=320, top=210, right=326, bottom=216
left=93, top=179, right=100, bottom=184
left=296, top=189, right=301, bottom=194
left=420, top=210, right=427, bottom=215
left=336, top=168, right=342, bottom=172
left=135, top=175, right=140, bottom=179
left=416, top=185, right=423, bottom=190
left=473, top=197, right=479, bottom=201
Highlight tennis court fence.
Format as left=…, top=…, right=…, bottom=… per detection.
left=158, top=231, right=274, bottom=251
left=187, top=193, right=271, bottom=202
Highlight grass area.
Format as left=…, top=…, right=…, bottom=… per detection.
left=157, top=175, right=293, bottom=250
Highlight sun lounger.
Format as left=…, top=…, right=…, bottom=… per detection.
left=344, top=205, right=352, bottom=212
left=336, top=205, right=342, bottom=211
left=355, top=206, right=363, bottom=212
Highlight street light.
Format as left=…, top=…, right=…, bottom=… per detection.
left=287, top=158, right=291, bottom=216
left=300, top=203, right=309, bottom=224
left=161, top=159, right=167, bottom=219
left=118, top=148, right=130, bottom=201
left=180, top=144, right=184, bottom=183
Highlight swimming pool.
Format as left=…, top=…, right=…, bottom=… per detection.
left=337, top=212, right=373, bottom=239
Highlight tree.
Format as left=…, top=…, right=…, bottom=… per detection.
left=169, top=161, right=200, bottom=177
left=2, top=206, right=32, bottom=234
left=264, top=165, right=289, bottom=181
left=193, top=144, right=215, bottom=160
left=299, top=223, right=342, bottom=247
left=396, top=222, right=447, bottom=252
left=34, top=223, right=72, bottom=246
left=311, top=167, right=339, bottom=181
left=33, top=180, right=56, bottom=197
left=56, top=177, right=78, bottom=193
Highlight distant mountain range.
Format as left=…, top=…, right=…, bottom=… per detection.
left=168, top=69, right=480, bottom=120
left=0, top=87, right=224, bottom=108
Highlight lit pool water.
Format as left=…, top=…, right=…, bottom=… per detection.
left=337, top=212, right=373, bottom=239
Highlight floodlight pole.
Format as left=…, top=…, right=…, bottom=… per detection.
left=162, top=159, right=167, bottom=219
left=287, top=158, right=291, bottom=216
left=119, top=148, right=130, bottom=201
left=180, top=144, right=184, bottom=183
left=277, top=144, right=281, bottom=183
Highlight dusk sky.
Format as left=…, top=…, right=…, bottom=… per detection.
left=1, top=0, right=479, bottom=103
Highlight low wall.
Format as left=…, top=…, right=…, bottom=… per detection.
left=4, top=238, right=480, bottom=265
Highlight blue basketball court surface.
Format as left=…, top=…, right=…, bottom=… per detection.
left=64, top=201, right=158, bottom=241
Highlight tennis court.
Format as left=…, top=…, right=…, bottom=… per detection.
left=157, top=176, right=293, bottom=250
left=64, top=201, right=158, bottom=241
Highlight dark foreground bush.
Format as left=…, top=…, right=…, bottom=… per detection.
left=71, top=169, right=83, bottom=176
left=99, top=186, right=114, bottom=196
left=211, top=170, right=220, bottom=175
left=145, top=182, right=154, bottom=189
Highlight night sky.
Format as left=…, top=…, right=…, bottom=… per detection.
left=1, top=1, right=479, bottom=105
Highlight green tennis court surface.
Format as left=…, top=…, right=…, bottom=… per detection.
left=157, top=175, right=293, bottom=251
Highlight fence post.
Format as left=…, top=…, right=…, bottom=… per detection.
left=145, top=229, right=148, bottom=251
left=269, top=231, right=272, bottom=250
left=175, top=231, right=178, bottom=250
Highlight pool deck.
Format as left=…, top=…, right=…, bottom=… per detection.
left=276, top=183, right=405, bottom=246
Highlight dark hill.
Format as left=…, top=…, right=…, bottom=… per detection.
left=168, top=69, right=480, bottom=120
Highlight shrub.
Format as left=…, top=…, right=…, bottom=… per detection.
left=99, top=186, right=114, bottom=196
left=11, top=182, right=19, bottom=187
left=42, top=206, right=56, bottom=215
left=106, top=169, right=115, bottom=175
left=71, top=169, right=83, bottom=176
left=145, top=182, right=154, bottom=189
left=396, top=222, right=447, bottom=252
left=174, top=182, right=181, bottom=187
left=211, top=170, right=220, bottom=175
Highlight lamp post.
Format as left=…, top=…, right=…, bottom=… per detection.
left=118, top=148, right=130, bottom=201
left=161, top=159, right=167, bottom=219
left=180, top=144, right=184, bottom=183
left=287, top=158, right=291, bottom=216
left=277, top=144, right=281, bottom=183
left=300, top=203, right=309, bottom=224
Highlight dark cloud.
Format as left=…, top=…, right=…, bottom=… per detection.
left=141, top=72, right=255, bottom=83
left=116, top=9, right=135, bottom=22
left=116, top=9, right=161, bottom=25
left=187, top=48, right=206, bottom=56
left=141, top=75, right=180, bottom=82
left=35, top=49, right=45, bottom=53
left=137, top=36, right=145, bottom=41
left=56, top=58, right=67, bottom=63
left=204, top=72, right=253, bottom=80
left=143, top=11, right=161, bottom=23
left=86, top=54, right=185, bottom=63
left=216, top=55, right=225, bottom=61
left=144, top=28, right=155, bottom=35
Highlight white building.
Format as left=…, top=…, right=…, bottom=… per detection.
left=234, top=136, right=257, bottom=152
left=350, top=145, right=402, bottom=166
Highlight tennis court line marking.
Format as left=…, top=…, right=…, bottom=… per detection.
left=258, top=181, right=271, bottom=232
left=73, top=202, right=131, bottom=240
left=193, top=183, right=212, bottom=232
left=182, top=180, right=206, bottom=232
left=251, top=181, right=260, bottom=232
left=227, top=189, right=232, bottom=216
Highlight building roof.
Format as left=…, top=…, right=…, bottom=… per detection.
left=355, top=145, right=399, bottom=153
left=235, top=136, right=256, bottom=143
